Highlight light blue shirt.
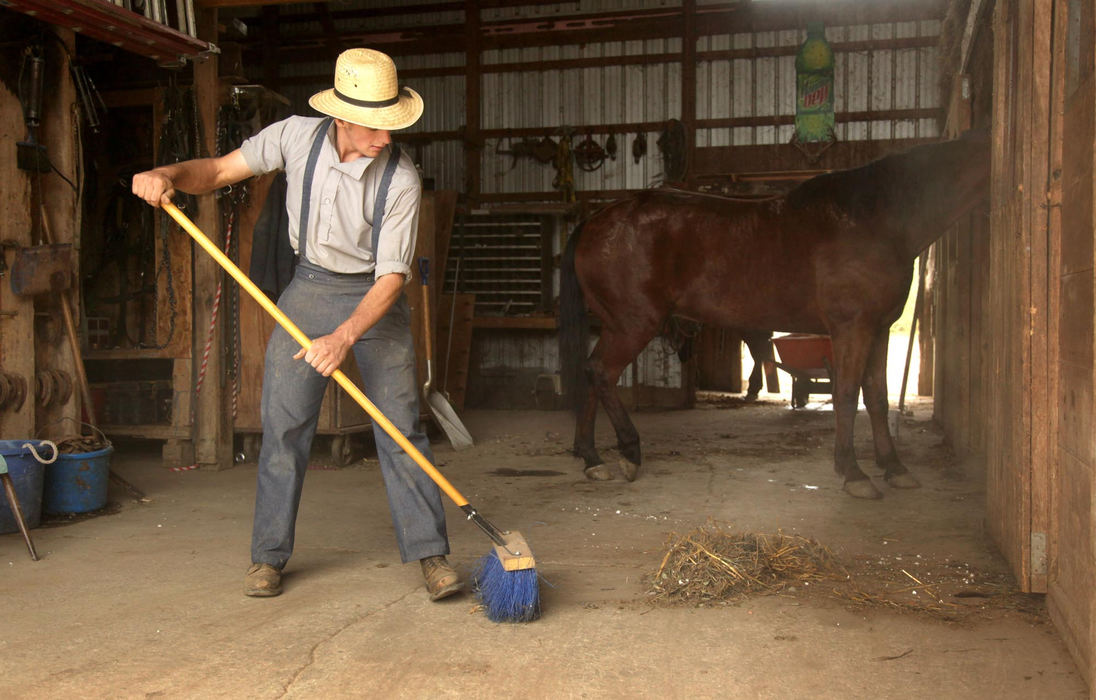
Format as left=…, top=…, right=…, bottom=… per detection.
left=239, top=116, right=421, bottom=281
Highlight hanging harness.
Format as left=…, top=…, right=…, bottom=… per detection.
left=297, top=117, right=403, bottom=267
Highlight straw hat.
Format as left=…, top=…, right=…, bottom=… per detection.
left=308, top=48, right=424, bottom=130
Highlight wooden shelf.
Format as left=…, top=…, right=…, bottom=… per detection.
left=85, top=348, right=178, bottom=360
left=472, top=315, right=557, bottom=330
left=99, top=424, right=190, bottom=440
left=3, top=0, right=215, bottom=65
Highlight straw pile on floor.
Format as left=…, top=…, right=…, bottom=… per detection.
left=649, top=523, right=843, bottom=604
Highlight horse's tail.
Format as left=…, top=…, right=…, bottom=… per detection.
left=559, top=222, right=589, bottom=413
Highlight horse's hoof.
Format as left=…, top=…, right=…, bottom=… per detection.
left=616, top=459, right=639, bottom=482
left=584, top=464, right=615, bottom=481
left=886, top=472, right=921, bottom=489
left=843, top=479, right=883, bottom=500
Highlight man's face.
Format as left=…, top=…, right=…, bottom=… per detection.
left=336, top=119, right=391, bottom=158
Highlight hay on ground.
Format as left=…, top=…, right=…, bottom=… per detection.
left=649, top=523, right=843, bottom=604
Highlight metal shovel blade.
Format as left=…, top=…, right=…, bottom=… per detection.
left=427, top=388, right=474, bottom=450
left=418, top=257, right=473, bottom=451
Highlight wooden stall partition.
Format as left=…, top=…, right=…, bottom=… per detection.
left=980, top=0, right=1055, bottom=596
left=1048, top=0, right=1096, bottom=685
left=695, top=326, right=743, bottom=393
left=234, top=173, right=278, bottom=434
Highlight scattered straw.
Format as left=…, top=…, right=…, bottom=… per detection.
left=649, top=523, right=843, bottom=604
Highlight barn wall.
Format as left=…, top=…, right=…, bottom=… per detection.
left=1049, top=0, right=1096, bottom=686
left=215, top=1, right=951, bottom=401
left=252, top=2, right=944, bottom=196
left=934, top=0, right=1095, bottom=689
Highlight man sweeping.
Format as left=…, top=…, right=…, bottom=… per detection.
left=132, top=48, right=461, bottom=601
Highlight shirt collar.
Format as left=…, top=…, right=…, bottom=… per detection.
left=324, top=126, right=377, bottom=180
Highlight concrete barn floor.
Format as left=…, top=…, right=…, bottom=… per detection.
left=0, top=397, right=1087, bottom=699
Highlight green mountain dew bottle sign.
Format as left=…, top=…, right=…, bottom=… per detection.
left=795, top=22, right=835, bottom=143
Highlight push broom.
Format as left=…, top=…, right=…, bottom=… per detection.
left=161, top=201, right=539, bottom=622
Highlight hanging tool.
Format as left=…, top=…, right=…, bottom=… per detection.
left=17, top=45, right=50, bottom=173
left=418, top=258, right=473, bottom=450
left=573, top=131, right=608, bottom=172
left=162, top=201, right=539, bottom=622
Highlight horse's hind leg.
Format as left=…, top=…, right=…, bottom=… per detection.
left=829, top=324, right=883, bottom=499
left=585, top=329, right=653, bottom=482
left=572, top=364, right=609, bottom=479
left=862, top=329, right=919, bottom=489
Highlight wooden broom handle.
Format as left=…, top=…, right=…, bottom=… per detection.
left=161, top=201, right=469, bottom=508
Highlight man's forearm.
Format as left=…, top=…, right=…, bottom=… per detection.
left=335, top=273, right=405, bottom=343
left=152, top=158, right=235, bottom=195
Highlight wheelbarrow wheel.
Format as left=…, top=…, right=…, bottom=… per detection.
left=331, top=435, right=354, bottom=466
left=241, top=434, right=262, bottom=463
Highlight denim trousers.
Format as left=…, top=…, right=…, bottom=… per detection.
left=251, top=261, right=449, bottom=568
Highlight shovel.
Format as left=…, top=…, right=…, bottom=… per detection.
left=418, top=258, right=474, bottom=450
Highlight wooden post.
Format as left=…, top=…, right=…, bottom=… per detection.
left=681, top=0, right=697, bottom=186
left=464, top=1, right=482, bottom=205
left=192, top=7, right=232, bottom=469
left=0, top=52, right=34, bottom=439
left=37, top=27, right=80, bottom=434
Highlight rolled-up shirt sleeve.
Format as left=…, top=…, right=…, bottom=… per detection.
left=239, top=120, right=293, bottom=175
left=373, top=167, right=422, bottom=284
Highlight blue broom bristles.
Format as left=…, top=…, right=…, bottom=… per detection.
left=473, top=550, right=540, bottom=623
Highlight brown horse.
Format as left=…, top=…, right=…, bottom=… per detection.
left=559, top=130, right=990, bottom=498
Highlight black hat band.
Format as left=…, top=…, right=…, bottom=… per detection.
left=333, top=86, right=408, bottom=109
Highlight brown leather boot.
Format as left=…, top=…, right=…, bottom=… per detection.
left=420, top=555, right=461, bottom=601
left=244, top=563, right=282, bottom=597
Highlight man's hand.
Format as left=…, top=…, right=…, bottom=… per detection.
left=132, top=169, right=176, bottom=208
left=294, top=331, right=354, bottom=377
left=293, top=273, right=404, bottom=377
left=131, top=151, right=254, bottom=208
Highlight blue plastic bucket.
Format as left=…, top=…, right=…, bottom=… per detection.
left=0, top=440, right=54, bottom=534
left=44, top=445, right=113, bottom=514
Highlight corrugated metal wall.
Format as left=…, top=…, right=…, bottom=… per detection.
left=267, top=4, right=941, bottom=195
left=238, top=1, right=944, bottom=402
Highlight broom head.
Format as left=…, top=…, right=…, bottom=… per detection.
left=474, top=530, right=540, bottom=622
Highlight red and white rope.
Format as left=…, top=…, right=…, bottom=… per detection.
left=193, top=210, right=239, bottom=419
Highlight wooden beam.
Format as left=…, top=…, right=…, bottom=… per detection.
left=199, top=0, right=313, bottom=7
left=191, top=6, right=232, bottom=469
left=257, top=35, right=940, bottom=85
left=230, top=1, right=946, bottom=60
left=0, top=45, right=35, bottom=438
left=261, top=6, right=280, bottom=93
left=682, top=0, right=697, bottom=184
left=465, top=0, right=481, bottom=206
left=36, top=27, right=81, bottom=433
left=692, top=138, right=937, bottom=175
left=313, top=1, right=344, bottom=62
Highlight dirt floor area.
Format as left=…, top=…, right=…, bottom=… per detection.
left=0, top=391, right=1088, bottom=698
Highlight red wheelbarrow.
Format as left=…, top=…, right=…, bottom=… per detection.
left=771, top=333, right=834, bottom=409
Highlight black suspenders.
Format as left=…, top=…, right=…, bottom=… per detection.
left=297, top=117, right=404, bottom=269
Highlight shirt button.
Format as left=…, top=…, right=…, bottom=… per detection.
left=323, top=198, right=330, bottom=204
